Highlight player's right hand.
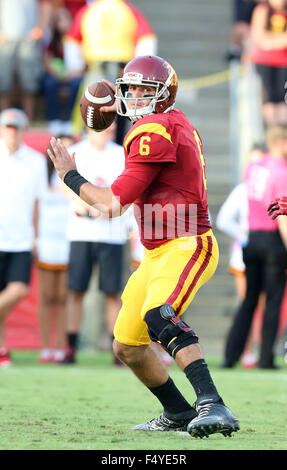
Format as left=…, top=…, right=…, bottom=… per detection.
left=48, top=137, right=77, bottom=181
left=267, top=196, right=287, bottom=219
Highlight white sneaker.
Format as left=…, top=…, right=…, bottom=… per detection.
left=242, top=351, right=257, bottom=369
left=39, top=348, right=53, bottom=363
left=53, top=350, right=66, bottom=363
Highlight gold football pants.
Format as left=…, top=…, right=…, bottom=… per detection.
left=113, top=230, right=219, bottom=346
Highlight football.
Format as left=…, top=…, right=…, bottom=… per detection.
left=80, top=81, right=116, bottom=132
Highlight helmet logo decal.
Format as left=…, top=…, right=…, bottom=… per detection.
left=123, top=72, right=144, bottom=80
left=164, top=62, right=178, bottom=87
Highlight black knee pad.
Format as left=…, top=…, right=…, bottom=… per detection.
left=144, top=304, right=198, bottom=358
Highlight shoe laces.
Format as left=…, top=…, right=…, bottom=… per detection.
left=146, top=414, right=173, bottom=430
left=197, top=403, right=213, bottom=418
left=153, top=414, right=171, bottom=426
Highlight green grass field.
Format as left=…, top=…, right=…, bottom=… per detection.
left=0, top=350, right=286, bottom=451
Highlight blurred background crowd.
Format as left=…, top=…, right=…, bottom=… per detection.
left=0, top=0, right=287, bottom=371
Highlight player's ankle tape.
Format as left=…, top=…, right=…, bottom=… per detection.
left=64, top=170, right=88, bottom=196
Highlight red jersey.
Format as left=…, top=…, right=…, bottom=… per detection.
left=66, top=0, right=155, bottom=63
left=111, top=110, right=211, bottom=249
left=251, top=3, right=287, bottom=67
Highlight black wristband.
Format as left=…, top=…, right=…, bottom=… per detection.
left=64, top=170, right=88, bottom=196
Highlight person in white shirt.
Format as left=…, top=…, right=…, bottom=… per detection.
left=61, top=122, right=141, bottom=365
left=216, top=182, right=249, bottom=300
left=0, top=108, right=48, bottom=367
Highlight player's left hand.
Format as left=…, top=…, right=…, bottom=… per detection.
left=267, top=196, right=287, bottom=219
left=48, top=137, right=77, bottom=180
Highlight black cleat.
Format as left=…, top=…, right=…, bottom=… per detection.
left=187, top=399, right=240, bottom=439
left=59, top=347, right=76, bottom=365
left=132, top=409, right=197, bottom=432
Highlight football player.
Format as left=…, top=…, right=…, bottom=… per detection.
left=47, top=55, right=239, bottom=438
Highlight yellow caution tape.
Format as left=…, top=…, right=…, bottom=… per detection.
left=179, top=64, right=245, bottom=90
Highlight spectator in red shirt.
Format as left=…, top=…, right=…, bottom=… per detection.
left=250, top=0, right=287, bottom=126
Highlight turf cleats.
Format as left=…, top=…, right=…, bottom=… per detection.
left=187, top=400, right=240, bottom=438
left=132, top=409, right=197, bottom=432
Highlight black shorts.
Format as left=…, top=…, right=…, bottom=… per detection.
left=68, top=241, right=124, bottom=294
left=256, top=64, right=287, bottom=103
left=0, top=251, right=32, bottom=290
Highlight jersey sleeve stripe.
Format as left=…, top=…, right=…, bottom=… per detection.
left=124, top=123, right=173, bottom=150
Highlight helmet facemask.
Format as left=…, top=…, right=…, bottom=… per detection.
left=115, top=75, right=173, bottom=121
